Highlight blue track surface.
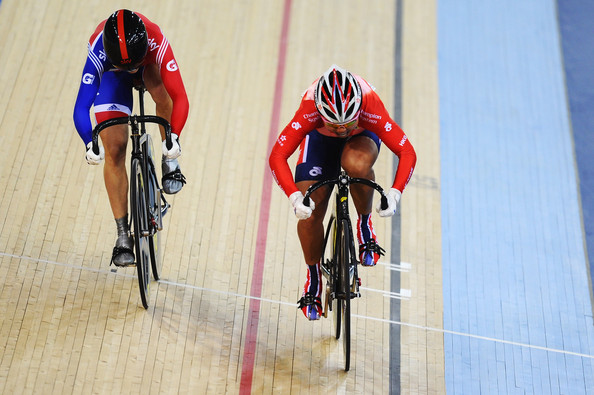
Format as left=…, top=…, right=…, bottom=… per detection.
left=439, top=0, right=594, bottom=393
left=558, top=0, right=594, bottom=307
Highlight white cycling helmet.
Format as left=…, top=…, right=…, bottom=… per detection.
left=314, top=65, right=362, bottom=124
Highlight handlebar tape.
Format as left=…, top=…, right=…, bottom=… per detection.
left=380, top=196, right=389, bottom=211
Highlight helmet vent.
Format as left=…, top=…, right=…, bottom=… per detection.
left=314, top=65, right=362, bottom=124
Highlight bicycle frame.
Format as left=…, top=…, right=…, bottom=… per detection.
left=91, top=87, right=173, bottom=232
left=91, top=86, right=173, bottom=308
left=304, top=172, right=387, bottom=296
left=303, top=171, right=388, bottom=371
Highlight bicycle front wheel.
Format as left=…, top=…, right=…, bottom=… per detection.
left=145, top=136, right=162, bottom=281
left=337, top=218, right=352, bottom=371
left=331, top=216, right=341, bottom=338
left=131, top=158, right=151, bottom=309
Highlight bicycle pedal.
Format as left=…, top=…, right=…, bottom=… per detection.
left=348, top=290, right=361, bottom=299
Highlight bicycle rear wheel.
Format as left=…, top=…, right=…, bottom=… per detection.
left=131, top=158, right=151, bottom=309
left=145, top=136, right=162, bottom=281
left=337, top=219, right=352, bottom=371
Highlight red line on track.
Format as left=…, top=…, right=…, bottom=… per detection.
left=239, top=0, right=292, bottom=393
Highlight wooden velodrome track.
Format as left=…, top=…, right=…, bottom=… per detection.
left=0, top=0, right=441, bottom=393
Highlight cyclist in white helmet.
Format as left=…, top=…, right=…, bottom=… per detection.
left=269, top=65, right=417, bottom=320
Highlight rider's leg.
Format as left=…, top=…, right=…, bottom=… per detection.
left=143, top=64, right=185, bottom=194
left=101, top=124, right=129, bottom=218
left=94, top=71, right=135, bottom=266
left=293, top=131, right=342, bottom=319
left=341, top=135, right=378, bottom=214
left=296, top=182, right=331, bottom=320
left=341, top=135, right=384, bottom=266
left=296, top=183, right=331, bottom=266
left=294, top=131, right=343, bottom=267
left=101, top=123, right=135, bottom=266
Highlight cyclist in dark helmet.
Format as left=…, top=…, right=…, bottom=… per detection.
left=102, top=9, right=148, bottom=71
left=269, top=65, right=416, bottom=320
left=73, top=9, right=190, bottom=267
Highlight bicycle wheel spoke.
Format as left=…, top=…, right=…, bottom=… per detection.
left=131, top=159, right=151, bottom=309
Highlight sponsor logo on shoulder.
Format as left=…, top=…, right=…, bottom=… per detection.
left=291, top=121, right=302, bottom=130
left=277, top=134, right=287, bottom=146
left=384, top=121, right=393, bottom=132
left=166, top=60, right=178, bottom=72
left=147, top=38, right=160, bottom=52
left=303, top=112, right=320, bottom=123
left=360, top=110, right=381, bottom=124
left=82, top=73, right=95, bottom=84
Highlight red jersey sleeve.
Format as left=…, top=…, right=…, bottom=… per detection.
left=139, top=14, right=189, bottom=137
left=269, top=94, right=322, bottom=197
left=358, top=86, right=416, bottom=192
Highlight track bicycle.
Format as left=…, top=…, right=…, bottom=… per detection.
left=91, top=85, right=173, bottom=309
left=303, top=172, right=388, bottom=371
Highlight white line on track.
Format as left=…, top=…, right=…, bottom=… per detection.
left=3, top=252, right=594, bottom=359
left=378, top=260, right=412, bottom=272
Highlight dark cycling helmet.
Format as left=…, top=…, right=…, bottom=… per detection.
left=102, top=9, right=148, bottom=71
left=314, top=65, right=362, bottom=124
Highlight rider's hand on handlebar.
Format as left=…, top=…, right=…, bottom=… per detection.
left=289, top=191, right=315, bottom=220
left=162, top=133, right=181, bottom=159
left=376, top=188, right=401, bottom=217
left=85, top=142, right=105, bottom=165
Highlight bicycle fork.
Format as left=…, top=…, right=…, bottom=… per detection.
left=336, top=186, right=362, bottom=301
left=321, top=218, right=362, bottom=319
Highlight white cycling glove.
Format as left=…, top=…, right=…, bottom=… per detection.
left=162, top=133, right=181, bottom=159
left=376, top=188, right=401, bottom=217
left=289, top=191, right=315, bottom=220
left=85, top=142, right=105, bottom=165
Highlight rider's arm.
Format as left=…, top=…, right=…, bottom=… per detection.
left=140, top=15, right=189, bottom=137
left=380, top=125, right=416, bottom=192
left=158, top=45, right=189, bottom=137
left=360, top=93, right=417, bottom=193
left=137, top=12, right=190, bottom=136
left=269, top=122, right=306, bottom=197
left=269, top=100, right=319, bottom=197
left=73, top=46, right=104, bottom=145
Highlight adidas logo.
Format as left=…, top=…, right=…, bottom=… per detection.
left=107, top=104, right=120, bottom=111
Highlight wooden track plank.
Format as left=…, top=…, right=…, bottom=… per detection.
left=0, top=0, right=442, bottom=393
left=399, top=0, right=445, bottom=394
